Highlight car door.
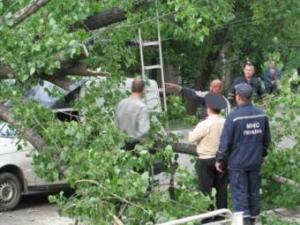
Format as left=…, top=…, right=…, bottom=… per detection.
left=0, top=123, right=36, bottom=187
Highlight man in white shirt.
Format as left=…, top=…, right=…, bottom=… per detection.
left=189, top=93, right=228, bottom=214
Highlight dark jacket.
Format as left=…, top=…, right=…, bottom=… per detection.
left=216, top=103, right=271, bottom=170
left=263, top=69, right=281, bottom=90
left=228, top=77, right=265, bottom=102
left=181, top=87, right=231, bottom=117
left=181, top=87, right=206, bottom=105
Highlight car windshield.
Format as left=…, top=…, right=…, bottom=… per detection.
left=0, top=122, right=17, bottom=138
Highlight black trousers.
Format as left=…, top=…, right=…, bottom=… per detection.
left=195, top=158, right=228, bottom=209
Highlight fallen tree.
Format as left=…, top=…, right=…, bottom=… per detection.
left=1, top=1, right=300, bottom=224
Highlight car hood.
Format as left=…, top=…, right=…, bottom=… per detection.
left=0, top=137, right=31, bottom=155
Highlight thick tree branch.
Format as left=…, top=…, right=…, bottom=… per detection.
left=172, top=143, right=197, bottom=156
left=112, top=215, right=124, bottom=225
left=77, top=1, right=152, bottom=31
left=13, top=0, right=51, bottom=26
left=56, top=61, right=109, bottom=77
left=272, top=175, right=300, bottom=189
left=67, top=67, right=109, bottom=77
left=0, top=61, right=108, bottom=90
left=81, top=7, right=126, bottom=31
left=0, top=103, right=45, bottom=151
left=41, top=75, right=75, bottom=91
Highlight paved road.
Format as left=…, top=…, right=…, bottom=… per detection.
left=0, top=192, right=74, bottom=225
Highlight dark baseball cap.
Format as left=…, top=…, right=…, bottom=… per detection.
left=234, top=83, right=253, bottom=98
left=204, top=93, right=227, bottom=110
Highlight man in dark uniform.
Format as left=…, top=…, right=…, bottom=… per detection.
left=228, top=63, right=265, bottom=103
left=215, top=83, right=271, bottom=225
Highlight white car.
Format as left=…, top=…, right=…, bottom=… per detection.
left=0, top=108, right=75, bottom=211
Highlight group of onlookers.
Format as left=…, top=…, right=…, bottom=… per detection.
left=115, top=60, right=300, bottom=224
left=166, top=63, right=272, bottom=225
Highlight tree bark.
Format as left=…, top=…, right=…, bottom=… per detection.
left=0, top=61, right=108, bottom=93
left=271, top=175, right=300, bottom=189
left=41, top=75, right=75, bottom=91
left=13, top=0, right=51, bottom=27
left=186, top=31, right=228, bottom=114
left=54, top=60, right=109, bottom=77
left=172, top=143, right=197, bottom=156
left=81, top=7, right=126, bottom=31
left=76, top=1, right=152, bottom=31
left=0, top=103, right=45, bottom=151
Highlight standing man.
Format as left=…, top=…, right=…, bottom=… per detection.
left=165, top=79, right=231, bottom=116
left=263, top=62, right=281, bottom=93
left=189, top=93, right=228, bottom=212
left=228, top=63, right=265, bottom=102
left=116, top=78, right=150, bottom=150
left=215, top=83, right=271, bottom=225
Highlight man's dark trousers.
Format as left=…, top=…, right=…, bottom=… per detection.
left=195, top=158, right=228, bottom=209
left=229, top=168, right=261, bottom=217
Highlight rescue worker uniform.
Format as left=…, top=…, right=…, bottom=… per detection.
left=216, top=83, right=271, bottom=224
left=189, top=93, right=228, bottom=210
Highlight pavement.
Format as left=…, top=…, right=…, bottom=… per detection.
left=0, top=192, right=74, bottom=225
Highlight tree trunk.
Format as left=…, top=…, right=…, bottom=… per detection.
left=187, top=31, right=228, bottom=114
left=0, top=103, right=45, bottom=151
left=81, top=7, right=126, bottom=31
left=76, top=1, right=152, bottom=31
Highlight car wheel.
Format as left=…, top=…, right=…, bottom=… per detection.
left=0, top=172, right=22, bottom=211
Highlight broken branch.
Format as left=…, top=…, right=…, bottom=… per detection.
left=13, top=0, right=51, bottom=27
left=0, top=103, right=46, bottom=151
left=271, top=175, right=300, bottom=189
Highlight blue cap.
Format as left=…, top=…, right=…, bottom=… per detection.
left=204, top=93, right=227, bottom=110
left=234, top=83, right=253, bottom=98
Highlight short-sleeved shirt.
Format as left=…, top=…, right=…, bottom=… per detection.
left=189, top=114, right=225, bottom=159
left=116, top=96, right=150, bottom=140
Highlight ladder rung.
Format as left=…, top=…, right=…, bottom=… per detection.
left=143, top=41, right=159, bottom=47
left=144, top=65, right=161, bottom=70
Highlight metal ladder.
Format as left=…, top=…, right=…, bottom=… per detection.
left=138, top=3, right=167, bottom=112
